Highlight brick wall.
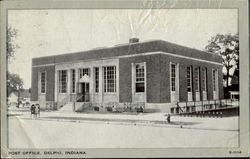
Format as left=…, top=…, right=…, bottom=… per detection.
left=119, top=53, right=223, bottom=104
left=159, top=54, right=224, bottom=102
left=119, top=54, right=162, bottom=103
left=31, top=65, right=55, bottom=101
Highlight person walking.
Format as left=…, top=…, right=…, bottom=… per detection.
left=37, top=104, right=40, bottom=117
left=167, top=114, right=171, bottom=123
left=164, top=113, right=171, bottom=124
left=35, top=104, right=40, bottom=118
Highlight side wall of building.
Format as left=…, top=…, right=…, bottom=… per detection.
left=119, top=54, right=162, bottom=103
left=119, top=53, right=223, bottom=104
left=159, top=54, right=224, bottom=102
left=31, top=65, right=55, bottom=102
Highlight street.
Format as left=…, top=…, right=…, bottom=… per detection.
left=7, top=111, right=239, bottom=148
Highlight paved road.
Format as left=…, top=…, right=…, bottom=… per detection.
left=7, top=115, right=238, bottom=148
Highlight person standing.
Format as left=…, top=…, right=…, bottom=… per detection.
left=35, top=104, right=40, bottom=118
left=37, top=104, right=40, bottom=117
left=167, top=114, right=171, bottom=123
left=30, top=104, right=35, bottom=118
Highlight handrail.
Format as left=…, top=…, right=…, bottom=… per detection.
left=171, top=99, right=239, bottom=114
left=74, top=93, right=90, bottom=102
left=176, top=102, right=184, bottom=112
left=76, top=94, right=85, bottom=101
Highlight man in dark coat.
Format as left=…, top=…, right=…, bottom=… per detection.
left=31, top=104, right=35, bottom=118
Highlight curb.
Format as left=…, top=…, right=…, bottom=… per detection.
left=16, top=116, right=238, bottom=132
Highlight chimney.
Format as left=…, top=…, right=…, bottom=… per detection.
left=129, top=38, right=139, bottom=43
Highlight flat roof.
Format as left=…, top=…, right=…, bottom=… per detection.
left=32, top=40, right=222, bottom=66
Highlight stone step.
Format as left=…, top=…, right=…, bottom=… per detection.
left=58, top=103, right=74, bottom=112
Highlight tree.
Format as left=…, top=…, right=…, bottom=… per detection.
left=7, top=26, right=19, bottom=60
left=7, top=72, right=24, bottom=105
left=6, top=26, right=23, bottom=103
left=205, top=33, right=239, bottom=97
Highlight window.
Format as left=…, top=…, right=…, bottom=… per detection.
left=71, top=69, right=75, bottom=93
left=79, top=68, right=90, bottom=78
left=135, top=63, right=145, bottom=92
left=212, top=69, right=217, bottom=91
left=40, top=72, right=46, bottom=93
left=59, top=70, right=67, bottom=93
left=194, top=67, right=200, bottom=92
left=202, top=68, right=207, bottom=92
left=95, top=67, right=99, bottom=93
left=103, top=66, right=116, bottom=92
left=171, top=63, right=176, bottom=91
left=187, top=66, right=192, bottom=92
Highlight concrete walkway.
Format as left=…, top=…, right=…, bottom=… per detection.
left=8, top=108, right=239, bottom=131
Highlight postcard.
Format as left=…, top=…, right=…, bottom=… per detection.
left=1, top=0, right=249, bottom=158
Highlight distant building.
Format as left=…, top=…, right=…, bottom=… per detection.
left=8, top=89, right=31, bottom=106
left=31, top=38, right=223, bottom=112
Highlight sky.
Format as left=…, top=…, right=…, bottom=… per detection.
left=8, top=9, right=238, bottom=89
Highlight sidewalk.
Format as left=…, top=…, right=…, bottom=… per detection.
left=8, top=109, right=239, bottom=131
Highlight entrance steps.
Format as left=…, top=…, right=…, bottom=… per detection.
left=57, top=102, right=74, bottom=112
left=74, top=102, right=92, bottom=112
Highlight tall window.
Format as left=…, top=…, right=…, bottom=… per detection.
left=71, top=69, right=75, bottom=93
left=212, top=69, right=217, bottom=91
left=171, top=63, right=176, bottom=91
left=59, top=70, right=67, bottom=93
left=95, top=67, right=99, bottom=93
left=187, top=66, right=192, bottom=92
left=40, top=72, right=46, bottom=93
left=103, top=66, right=116, bottom=92
left=194, top=67, right=200, bottom=92
left=135, top=63, right=145, bottom=92
left=79, top=68, right=89, bottom=78
left=202, top=68, right=207, bottom=92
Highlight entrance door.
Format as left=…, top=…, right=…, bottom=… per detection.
left=80, top=82, right=89, bottom=102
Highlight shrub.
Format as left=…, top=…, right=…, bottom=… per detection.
left=106, top=106, right=113, bottom=112
left=94, top=106, right=99, bottom=111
